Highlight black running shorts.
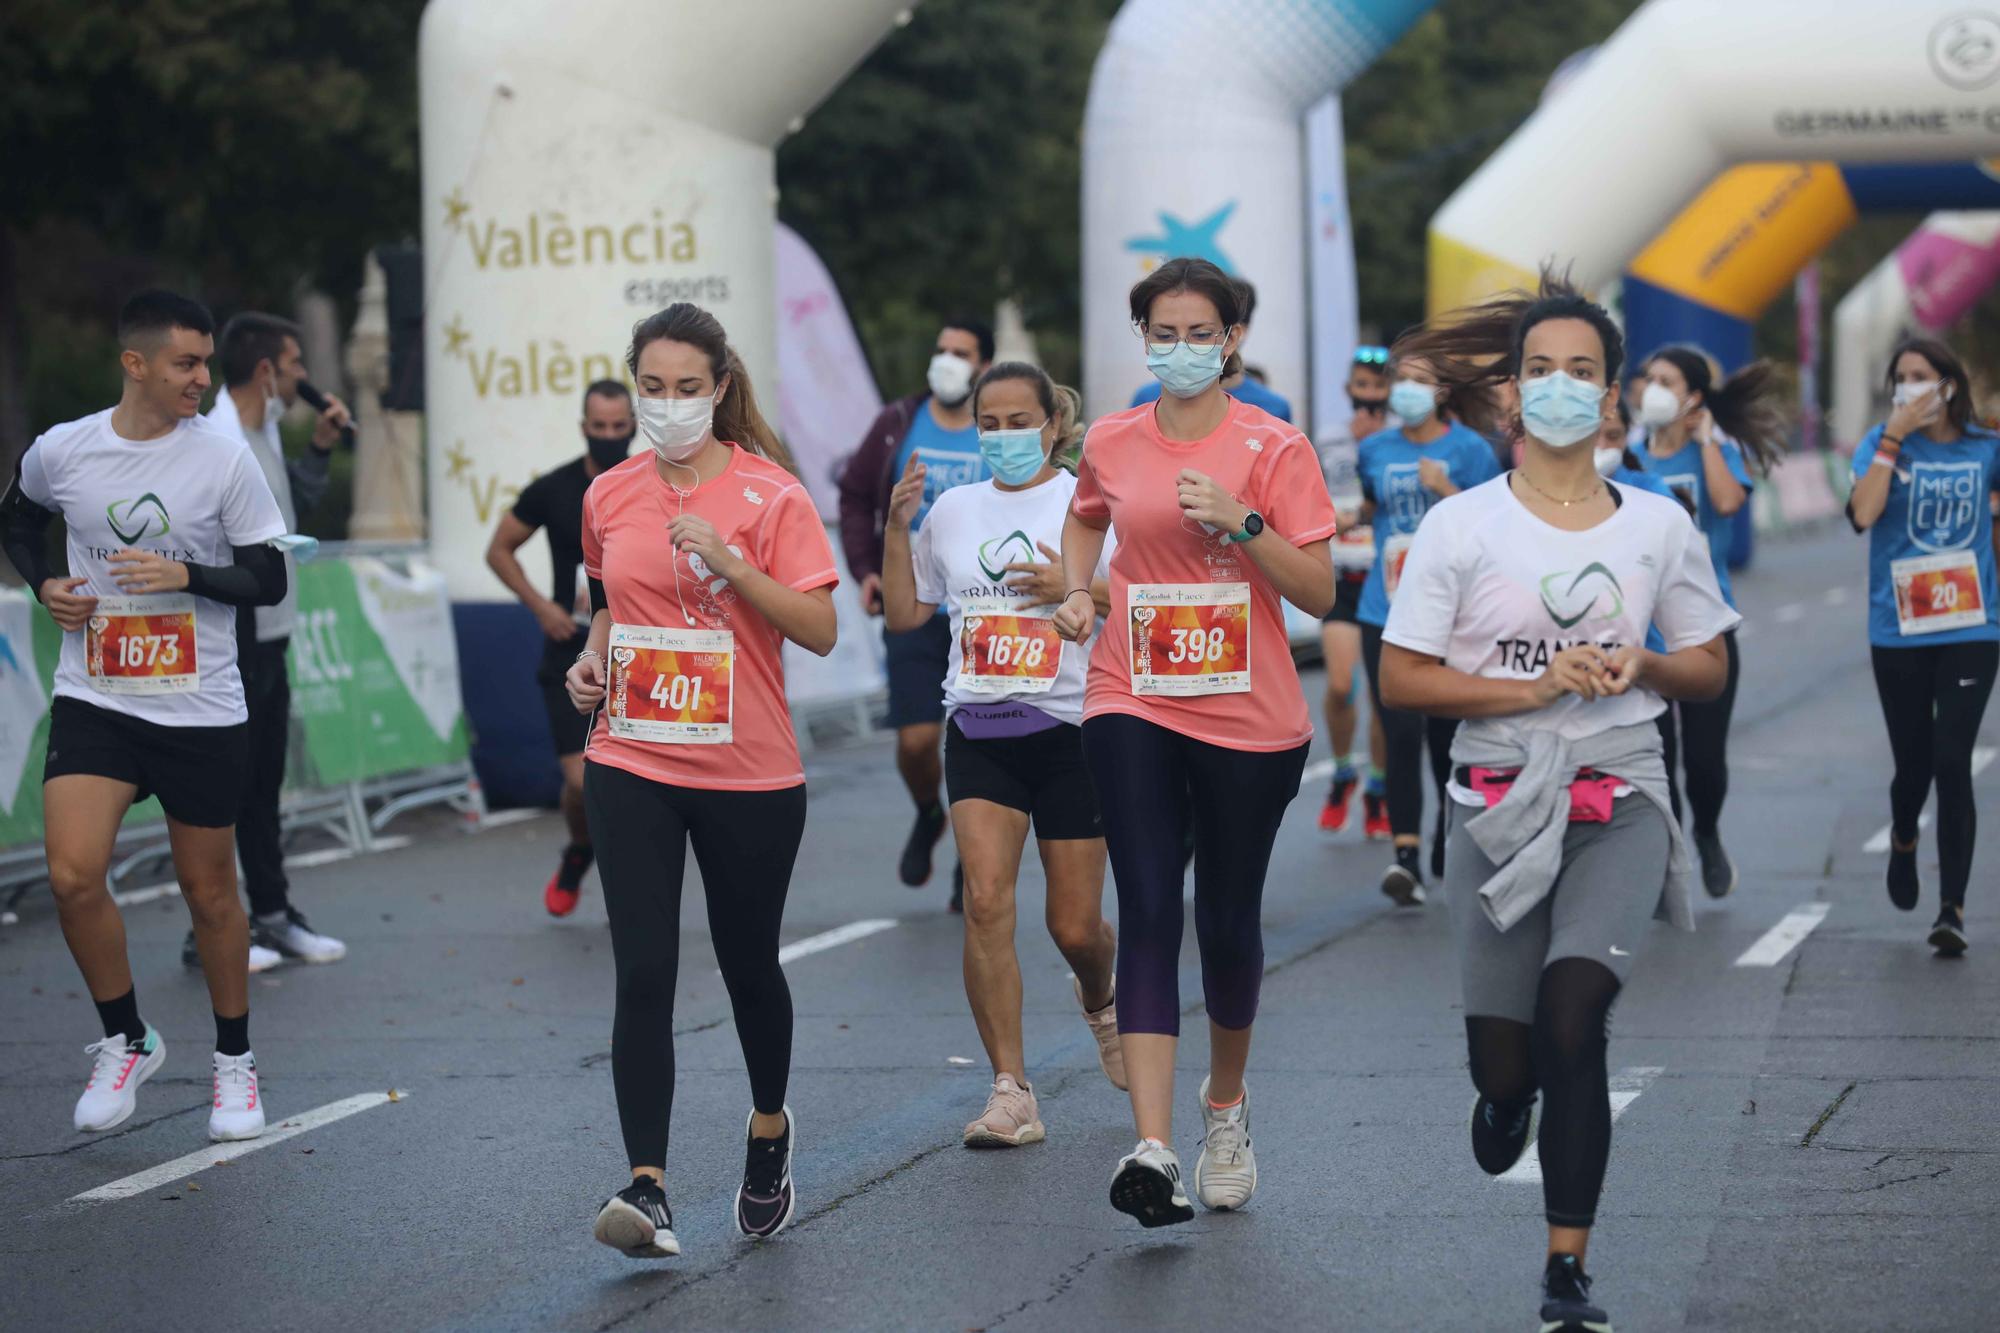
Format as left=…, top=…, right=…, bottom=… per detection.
left=943, top=716, right=1102, bottom=841
left=43, top=696, right=249, bottom=828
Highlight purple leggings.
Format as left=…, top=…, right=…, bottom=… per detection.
left=1081, top=713, right=1308, bottom=1036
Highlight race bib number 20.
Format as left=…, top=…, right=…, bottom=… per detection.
left=1127, top=582, right=1251, bottom=696
left=85, top=594, right=198, bottom=696
left=1892, top=551, right=1986, bottom=636
left=607, top=623, right=735, bottom=744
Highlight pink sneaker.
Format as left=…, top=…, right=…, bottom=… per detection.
left=1074, top=976, right=1127, bottom=1091
left=963, top=1075, right=1045, bottom=1148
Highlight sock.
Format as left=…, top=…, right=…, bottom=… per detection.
left=95, top=989, right=144, bottom=1044
left=1365, top=767, right=1387, bottom=797
left=557, top=842, right=594, bottom=889
left=918, top=801, right=943, bottom=822
left=214, top=1011, right=250, bottom=1058
left=1396, top=844, right=1422, bottom=878
left=1206, top=1090, right=1245, bottom=1111
left=1332, top=762, right=1357, bottom=785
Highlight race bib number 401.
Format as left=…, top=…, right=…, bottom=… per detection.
left=1892, top=551, right=1986, bottom=635
left=1127, top=582, right=1251, bottom=696
left=957, top=597, right=1061, bottom=695
left=85, top=594, right=198, bottom=696
left=607, top=623, right=735, bottom=743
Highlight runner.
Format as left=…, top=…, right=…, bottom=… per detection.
left=838, top=318, right=995, bottom=909
left=1054, top=256, right=1337, bottom=1227
left=1128, top=279, right=1294, bottom=422
left=567, top=303, right=837, bottom=1257
left=1381, top=274, right=1737, bottom=1333
left=880, top=361, right=1124, bottom=1146
left=1319, top=346, right=1392, bottom=838
left=485, top=379, right=636, bottom=916
left=1633, top=344, right=1787, bottom=897
left=1356, top=347, right=1501, bottom=902
left=1847, top=336, right=2000, bottom=955
left=0, top=290, right=290, bottom=1143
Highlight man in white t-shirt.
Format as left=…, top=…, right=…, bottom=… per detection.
left=0, top=290, right=289, bottom=1145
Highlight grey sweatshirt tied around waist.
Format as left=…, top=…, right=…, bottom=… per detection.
left=1450, top=719, right=1693, bottom=934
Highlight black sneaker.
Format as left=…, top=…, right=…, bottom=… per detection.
left=736, top=1106, right=796, bottom=1239
left=949, top=862, right=964, bottom=915
left=1470, top=1093, right=1537, bottom=1175
left=1382, top=845, right=1426, bottom=907
left=181, top=930, right=202, bottom=969
left=1886, top=837, right=1920, bottom=912
left=593, top=1177, right=679, bottom=1258
left=1929, top=904, right=1968, bottom=957
left=1693, top=829, right=1736, bottom=899
left=1539, top=1252, right=1612, bottom=1332
left=898, top=804, right=947, bottom=887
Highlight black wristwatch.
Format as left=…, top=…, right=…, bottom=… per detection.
left=1226, top=510, right=1265, bottom=544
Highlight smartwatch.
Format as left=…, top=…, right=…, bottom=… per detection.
left=1226, top=510, right=1265, bottom=544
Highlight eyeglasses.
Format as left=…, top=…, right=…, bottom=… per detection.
left=1352, top=345, right=1389, bottom=366
left=1349, top=394, right=1389, bottom=413
left=1138, top=325, right=1231, bottom=355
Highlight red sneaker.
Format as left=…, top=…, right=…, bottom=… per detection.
left=1363, top=793, right=1392, bottom=842
left=1317, top=775, right=1356, bottom=834
left=544, top=844, right=593, bottom=917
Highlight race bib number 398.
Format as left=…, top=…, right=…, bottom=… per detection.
left=1127, top=582, right=1251, bottom=696
left=85, top=594, right=198, bottom=696
left=1892, top=550, right=1986, bottom=635
left=957, top=597, right=1061, bottom=695
left=607, top=623, right=735, bottom=744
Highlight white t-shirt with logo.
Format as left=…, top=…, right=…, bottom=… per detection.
left=18, top=408, right=288, bottom=726
left=1382, top=475, right=1739, bottom=754
left=911, top=471, right=1109, bottom=727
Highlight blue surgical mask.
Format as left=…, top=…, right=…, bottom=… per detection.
left=979, top=425, right=1050, bottom=485
left=1146, top=341, right=1225, bottom=399
left=1519, top=372, right=1607, bottom=449
left=1388, top=379, right=1438, bottom=424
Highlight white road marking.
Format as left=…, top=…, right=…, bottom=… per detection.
left=474, top=808, right=543, bottom=830
left=1862, top=747, right=1996, bottom=852
left=285, top=836, right=411, bottom=869
left=1776, top=602, right=1806, bottom=624
left=1300, top=759, right=1337, bottom=786
left=1500, top=1067, right=1662, bottom=1184
left=1823, top=585, right=1849, bottom=606
left=109, top=882, right=181, bottom=908
left=775, top=918, right=896, bottom=966
left=67, top=1091, right=405, bottom=1204
left=1735, top=902, right=1832, bottom=968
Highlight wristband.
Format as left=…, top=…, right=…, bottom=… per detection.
left=1881, top=435, right=1904, bottom=449
left=1064, top=588, right=1092, bottom=601
left=1869, top=454, right=1900, bottom=470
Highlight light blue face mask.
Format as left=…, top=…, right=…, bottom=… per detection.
left=979, top=425, right=1051, bottom=485
left=267, top=532, right=321, bottom=563
left=1146, top=341, right=1226, bottom=399
left=1388, top=379, right=1438, bottom=424
left=1519, top=371, right=1608, bottom=448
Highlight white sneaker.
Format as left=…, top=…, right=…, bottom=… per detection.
left=1194, top=1075, right=1257, bottom=1210
left=1073, top=975, right=1127, bottom=1091
left=253, top=909, right=346, bottom=964
left=208, top=1051, right=265, bottom=1141
left=1109, top=1137, right=1194, bottom=1227
left=74, top=1027, right=165, bottom=1132
left=248, top=944, right=284, bottom=973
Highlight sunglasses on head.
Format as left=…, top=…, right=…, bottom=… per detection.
left=1352, top=345, right=1389, bottom=366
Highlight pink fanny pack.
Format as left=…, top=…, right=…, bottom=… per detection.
left=1463, top=766, right=1623, bottom=823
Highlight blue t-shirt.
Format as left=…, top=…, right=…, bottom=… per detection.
left=1129, top=379, right=1294, bottom=423
left=1638, top=436, right=1753, bottom=609
left=1355, top=422, right=1501, bottom=625
left=1852, top=423, right=2000, bottom=648
left=893, top=401, right=985, bottom=533
left=1613, top=465, right=1682, bottom=654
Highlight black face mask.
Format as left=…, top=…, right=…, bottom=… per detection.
left=1349, top=394, right=1389, bottom=414
left=586, top=429, right=635, bottom=470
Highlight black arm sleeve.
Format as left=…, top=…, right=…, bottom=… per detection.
left=182, top=543, right=288, bottom=608
left=588, top=576, right=607, bottom=616
left=0, top=472, right=57, bottom=596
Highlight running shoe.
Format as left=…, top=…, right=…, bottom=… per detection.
left=208, top=1051, right=265, bottom=1142
left=544, top=843, right=594, bottom=917
left=1930, top=904, right=1968, bottom=957
left=252, top=908, right=347, bottom=963
left=1381, top=846, right=1426, bottom=907
left=1193, top=1076, right=1257, bottom=1210
left=1470, top=1093, right=1538, bottom=1175
left=182, top=931, right=283, bottom=973
left=1539, top=1252, right=1612, bottom=1333
left=899, top=803, right=948, bottom=887
left=1362, top=791, right=1392, bottom=841
left=736, top=1106, right=797, bottom=1238
left=1073, top=975, right=1127, bottom=1090
left=74, top=1026, right=164, bottom=1133
left=1693, top=829, right=1736, bottom=899
left=1109, top=1138, right=1194, bottom=1228
left=1886, top=836, right=1920, bottom=912
left=964, top=1075, right=1044, bottom=1148
left=594, top=1177, right=680, bottom=1258
left=1317, top=771, right=1357, bottom=835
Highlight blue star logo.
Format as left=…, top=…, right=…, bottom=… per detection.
left=1125, top=202, right=1237, bottom=273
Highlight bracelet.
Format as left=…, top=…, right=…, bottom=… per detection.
left=575, top=648, right=604, bottom=663
left=1881, top=435, right=1904, bottom=449
left=1869, top=454, right=1899, bottom=470
left=1064, top=588, right=1092, bottom=601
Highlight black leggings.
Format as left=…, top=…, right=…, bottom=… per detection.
left=1466, top=958, right=1620, bottom=1228
left=1870, top=640, right=2000, bottom=907
left=1669, top=629, right=1739, bottom=836
left=584, top=760, right=805, bottom=1171
left=1360, top=622, right=1456, bottom=841
left=1081, top=713, right=1307, bottom=1036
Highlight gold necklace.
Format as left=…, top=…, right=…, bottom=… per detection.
left=1513, top=469, right=1604, bottom=508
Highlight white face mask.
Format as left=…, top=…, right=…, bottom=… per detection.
left=635, top=393, right=715, bottom=464
left=1893, top=379, right=1950, bottom=407
left=928, top=352, right=974, bottom=405
left=1637, top=382, right=1683, bottom=428
left=1594, top=446, right=1624, bottom=478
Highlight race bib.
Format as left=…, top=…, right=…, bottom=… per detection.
left=85, top=595, right=198, bottom=696
left=1127, top=582, right=1251, bottom=696
left=1382, top=533, right=1415, bottom=600
left=1332, top=523, right=1376, bottom=574
left=1892, top=550, right=1986, bottom=635
left=606, top=623, right=735, bottom=743
left=957, top=597, right=1061, bottom=695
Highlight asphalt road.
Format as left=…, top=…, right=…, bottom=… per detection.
left=4, top=522, right=1997, bottom=1332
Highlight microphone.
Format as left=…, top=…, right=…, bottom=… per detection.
left=295, top=379, right=356, bottom=450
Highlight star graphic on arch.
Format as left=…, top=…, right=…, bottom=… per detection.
left=1124, top=201, right=1238, bottom=273
left=442, top=187, right=470, bottom=232
left=443, top=316, right=471, bottom=357
left=446, top=439, right=473, bottom=481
